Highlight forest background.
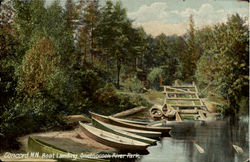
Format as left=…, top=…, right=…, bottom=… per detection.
left=0, top=0, right=248, bottom=151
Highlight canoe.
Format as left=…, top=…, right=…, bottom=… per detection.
left=148, top=121, right=185, bottom=127
left=109, top=117, right=171, bottom=135
left=90, top=112, right=162, bottom=138
left=92, top=117, right=157, bottom=145
left=79, top=122, right=150, bottom=151
left=90, top=111, right=150, bottom=125
left=111, top=118, right=151, bottom=125
left=90, top=111, right=166, bottom=126
left=28, top=136, right=108, bottom=162
left=150, top=120, right=199, bottom=126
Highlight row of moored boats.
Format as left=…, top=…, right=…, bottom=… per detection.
left=28, top=111, right=173, bottom=161
left=78, top=112, right=172, bottom=151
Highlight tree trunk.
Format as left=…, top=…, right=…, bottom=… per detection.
left=117, top=59, right=121, bottom=89
left=136, top=57, right=138, bottom=69
left=159, top=74, right=162, bottom=87
left=91, top=26, right=94, bottom=63
left=134, top=57, right=137, bottom=70
left=141, top=54, right=144, bottom=70
left=84, top=40, right=87, bottom=63
left=91, top=52, right=93, bottom=64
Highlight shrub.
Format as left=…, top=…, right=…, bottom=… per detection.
left=147, top=67, right=163, bottom=90
left=121, top=76, right=142, bottom=93
left=0, top=92, right=64, bottom=151
left=94, top=84, right=150, bottom=115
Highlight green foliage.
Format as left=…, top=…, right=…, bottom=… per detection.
left=0, top=4, right=16, bottom=61
left=147, top=67, right=163, bottom=89
left=6, top=93, right=62, bottom=129
left=121, top=76, right=142, bottom=93
left=0, top=0, right=154, bottom=151
left=93, top=84, right=149, bottom=115
left=65, top=0, right=78, bottom=32
left=95, top=0, right=132, bottom=89
left=143, top=35, right=155, bottom=69
left=180, top=15, right=200, bottom=81
left=0, top=0, right=248, bottom=152
left=77, top=0, right=101, bottom=63
left=0, top=2, right=18, bottom=134
left=47, top=1, right=72, bottom=56
left=238, top=96, right=249, bottom=115
left=13, top=0, right=47, bottom=53
left=0, top=92, right=64, bottom=150
left=126, top=27, right=148, bottom=70
left=18, top=36, right=58, bottom=95
left=144, top=34, right=184, bottom=84
left=195, top=14, right=249, bottom=115
left=153, top=34, right=169, bottom=66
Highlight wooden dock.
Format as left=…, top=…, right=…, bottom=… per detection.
left=162, top=82, right=209, bottom=121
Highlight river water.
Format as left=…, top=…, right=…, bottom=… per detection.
left=138, top=116, right=249, bottom=162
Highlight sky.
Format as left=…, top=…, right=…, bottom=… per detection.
left=47, top=0, right=249, bottom=36
left=113, top=0, right=249, bottom=36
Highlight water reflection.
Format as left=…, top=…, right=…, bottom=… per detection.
left=139, top=116, right=249, bottom=162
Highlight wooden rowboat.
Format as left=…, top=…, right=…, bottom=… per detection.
left=92, top=117, right=157, bottom=145
left=79, top=122, right=150, bottom=151
left=90, top=112, right=162, bottom=138
left=91, top=111, right=164, bottom=126
left=90, top=111, right=164, bottom=126
left=28, top=136, right=65, bottom=153
left=109, top=117, right=171, bottom=135
left=28, top=136, right=108, bottom=162
left=90, top=111, right=110, bottom=123
left=90, top=111, right=150, bottom=125
left=111, top=117, right=151, bottom=125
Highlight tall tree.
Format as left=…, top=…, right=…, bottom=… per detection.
left=45, top=1, right=66, bottom=49
left=153, top=34, right=169, bottom=66
left=95, top=1, right=131, bottom=89
left=77, top=0, right=101, bottom=63
left=128, top=27, right=148, bottom=70
left=180, top=15, right=200, bottom=81
left=13, top=0, right=74, bottom=68
left=13, top=0, right=47, bottom=55
left=0, top=1, right=17, bottom=115
left=143, top=35, right=155, bottom=70
left=20, top=36, right=58, bottom=96
left=62, top=0, right=77, bottom=68
left=151, top=34, right=183, bottom=84
left=0, top=1, right=15, bottom=60
left=195, top=14, right=249, bottom=115
left=84, top=0, right=100, bottom=62
left=65, top=0, right=77, bottom=32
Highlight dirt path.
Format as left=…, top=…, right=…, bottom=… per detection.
left=140, top=90, right=165, bottom=107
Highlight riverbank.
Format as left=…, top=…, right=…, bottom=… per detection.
left=0, top=125, right=116, bottom=161
left=17, top=126, right=116, bottom=153
left=0, top=90, right=232, bottom=162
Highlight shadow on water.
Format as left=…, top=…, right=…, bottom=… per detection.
left=138, top=116, right=249, bottom=162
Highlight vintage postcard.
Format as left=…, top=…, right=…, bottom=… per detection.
left=0, top=0, right=249, bottom=161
